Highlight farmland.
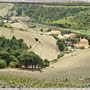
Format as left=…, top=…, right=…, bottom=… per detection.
left=0, top=2, right=90, bottom=88
left=0, top=48, right=90, bottom=88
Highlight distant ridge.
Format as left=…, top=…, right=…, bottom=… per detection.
left=0, top=0, right=90, bottom=2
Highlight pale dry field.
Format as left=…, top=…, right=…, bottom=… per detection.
left=0, top=27, right=59, bottom=61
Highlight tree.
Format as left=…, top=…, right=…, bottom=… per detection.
left=57, top=40, right=66, bottom=52
left=0, top=50, right=10, bottom=64
left=10, top=61, right=17, bottom=68
left=35, top=38, right=39, bottom=42
left=9, top=55, right=18, bottom=62
left=0, top=60, right=6, bottom=69
left=18, top=51, right=43, bottom=69
left=18, top=52, right=32, bottom=68
left=0, top=20, right=4, bottom=27
left=40, top=28, right=43, bottom=32
left=43, top=59, right=50, bottom=68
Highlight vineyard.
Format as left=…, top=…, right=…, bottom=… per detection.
left=0, top=68, right=90, bottom=88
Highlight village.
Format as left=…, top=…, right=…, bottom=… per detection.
left=45, top=28, right=90, bottom=53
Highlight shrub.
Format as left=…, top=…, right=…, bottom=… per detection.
left=40, top=28, right=43, bottom=32
left=51, top=59, right=58, bottom=63
left=9, top=61, right=17, bottom=68
left=43, top=59, right=50, bottom=68
left=57, top=40, right=66, bottom=51
left=57, top=52, right=64, bottom=59
left=80, top=46, right=85, bottom=49
left=0, top=60, right=6, bottom=69
left=35, top=38, right=38, bottom=42
left=10, top=55, right=18, bottom=62
left=0, top=50, right=10, bottom=64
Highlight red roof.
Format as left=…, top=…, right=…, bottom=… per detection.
left=70, top=33, right=76, bottom=39
left=75, top=38, right=89, bottom=48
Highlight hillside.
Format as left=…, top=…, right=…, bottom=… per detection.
left=0, top=28, right=59, bottom=61
left=11, top=3, right=90, bottom=32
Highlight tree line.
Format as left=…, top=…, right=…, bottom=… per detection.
left=0, top=36, right=50, bottom=69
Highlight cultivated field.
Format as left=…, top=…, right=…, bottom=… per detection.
left=0, top=48, right=90, bottom=88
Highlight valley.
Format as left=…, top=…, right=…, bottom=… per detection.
left=0, top=2, right=90, bottom=88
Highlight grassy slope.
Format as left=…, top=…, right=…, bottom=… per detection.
left=0, top=3, right=13, bottom=17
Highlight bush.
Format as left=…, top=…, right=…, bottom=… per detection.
left=10, top=55, right=18, bottom=62
left=57, top=40, right=66, bottom=52
left=43, top=59, right=50, bottom=68
left=40, top=28, right=43, bottom=32
left=9, top=61, right=17, bottom=68
left=0, top=50, right=10, bottom=64
left=0, top=60, right=6, bottom=69
left=51, top=59, right=58, bottom=63
left=57, top=52, right=64, bottom=59
left=80, top=46, right=85, bottom=49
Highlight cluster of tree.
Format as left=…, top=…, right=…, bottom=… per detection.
left=54, top=9, right=90, bottom=30
left=56, top=40, right=66, bottom=52
left=0, top=36, right=28, bottom=50
left=0, top=36, right=50, bottom=69
left=9, top=3, right=90, bottom=30
left=18, top=51, right=50, bottom=69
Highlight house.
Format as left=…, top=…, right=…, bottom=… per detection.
left=63, top=34, right=70, bottom=39
left=48, top=30, right=61, bottom=35
left=75, top=38, right=89, bottom=49
left=11, top=16, right=31, bottom=22
left=3, top=20, right=8, bottom=23
left=63, top=33, right=76, bottom=39
left=57, top=34, right=64, bottom=40
left=70, top=33, right=76, bottom=39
